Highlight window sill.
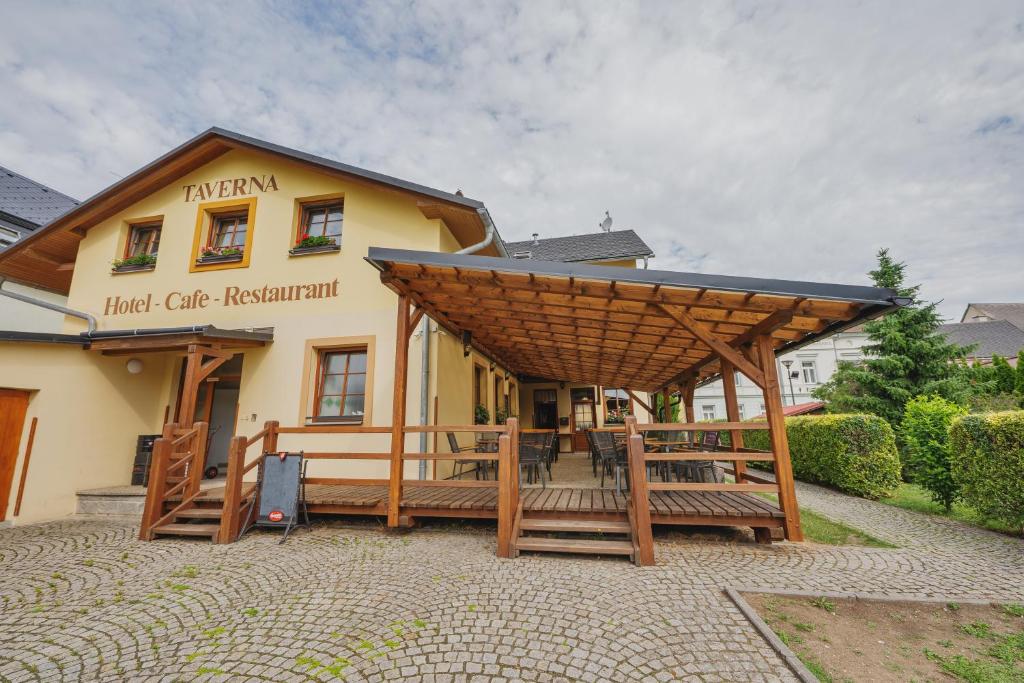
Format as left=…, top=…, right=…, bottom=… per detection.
left=289, top=243, right=341, bottom=257
left=111, top=263, right=156, bottom=274
left=196, top=253, right=244, bottom=266
left=305, top=417, right=365, bottom=426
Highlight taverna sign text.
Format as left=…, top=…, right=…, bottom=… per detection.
left=103, top=278, right=339, bottom=316
left=182, top=174, right=279, bottom=202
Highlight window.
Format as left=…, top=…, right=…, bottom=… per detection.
left=801, top=360, right=818, bottom=384
left=126, top=221, right=161, bottom=257
left=0, top=227, right=17, bottom=248
left=190, top=197, right=257, bottom=271
left=299, top=202, right=343, bottom=242
left=701, top=404, right=716, bottom=421
left=738, top=404, right=746, bottom=419
left=314, top=348, right=367, bottom=421
left=603, top=388, right=631, bottom=424
left=734, top=372, right=743, bottom=386
left=209, top=212, right=248, bottom=249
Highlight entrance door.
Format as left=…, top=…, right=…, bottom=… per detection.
left=0, top=389, right=30, bottom=522
left=175, top=354, right=244, bottom=478
left=570, top=388, right=596, bottom=452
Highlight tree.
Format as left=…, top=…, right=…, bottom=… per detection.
left=901, top=395, right=966, bottom=511
left=1016, top=350, right=1024, bottom=397
left=813, top=249, right=968, bottom=430
left=991, top=355, right=1016, bottom=394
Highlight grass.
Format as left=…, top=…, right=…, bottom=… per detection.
left=756, top=493, right=896, bottom=547
left=879, top=483, right=1020, bottom=536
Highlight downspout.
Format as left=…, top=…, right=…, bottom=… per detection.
left=421, top=208, right=506, bottom=478
left=0, top=276, right=97, bottom=334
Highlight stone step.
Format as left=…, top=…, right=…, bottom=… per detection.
left=515, top=536, right=634, bottom=556
left=519, top=518, right=631, bottom=534
left=76, top=494, right=147, bottom=516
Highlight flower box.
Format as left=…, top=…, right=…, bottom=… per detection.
left=289, top=243, right=341, bottom=256
left=196, top=252, right=243, bottom=265
left=111, top=263, right=156, bottom=274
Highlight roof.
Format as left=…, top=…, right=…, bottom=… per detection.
left=503, top=229, right=654, bottom=263
left=938, top=320, right=1024, bottom=359
left=0, top=325, right=274, bottom=352
left=960, top=303, right=1024, bottom=331
left=365, top=247, right=903, bottom=391
left=0, top=165, right=79, bottom=228
left=752, top=401, right=825, bottom=419
left=0, top=127, right=500, bottom=293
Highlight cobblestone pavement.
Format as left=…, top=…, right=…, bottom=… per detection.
left=1, top=484, right=1021, bottom=682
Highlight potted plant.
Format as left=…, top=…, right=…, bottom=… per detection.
left=289, top=233, right=340, bottom=255
left=474, top=404, right=490, bottom=425
left=111, top=252, right=157, bottom=273
left=196, top=246, right=243, bottom=264
left=495, top=408, right=516, bottom=425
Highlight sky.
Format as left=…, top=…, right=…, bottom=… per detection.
left=1, top=0, right=1022, bottom=320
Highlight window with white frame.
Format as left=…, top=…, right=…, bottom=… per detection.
left=801, top=359, right=818, bottom=384
left=701, top=404, right=716, bottom=421
left=759, top=403, right=766, bottom=415
left=734, top=372, right=743, bottom=386
left=738, top=403, right=746, bottom=419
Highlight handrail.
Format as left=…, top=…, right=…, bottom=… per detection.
left=404, top=424, right=509, bottom=433
left=638, top=422, right=769, bottom=431
left=171, top=427, right=200, bottom=447
left=643, top=452, right=775, bottom=462
left=139, top=422, right=208, bottom=541
left=245, top=426, right=271, bottom=448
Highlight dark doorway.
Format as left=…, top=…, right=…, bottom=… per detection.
left=533, top=389, right=558, bottom=429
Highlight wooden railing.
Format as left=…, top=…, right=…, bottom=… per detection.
left=212, top=418, right=521, bottom=554
left=139, top=422, right=209, bottom=541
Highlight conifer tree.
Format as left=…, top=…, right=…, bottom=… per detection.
left=813, top=249, right=968, bottom=429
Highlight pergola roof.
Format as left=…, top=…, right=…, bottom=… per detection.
left=366, top=247, right=904, bottom=391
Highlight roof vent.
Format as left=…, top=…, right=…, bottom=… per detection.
left=599, top=210, right=612, bottom=232
left=512, top=251, right=532, bottom=259
left=531, top=233, right=539, bottom=245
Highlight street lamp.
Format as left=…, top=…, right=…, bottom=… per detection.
left=781, top=359, right=797, bottom=406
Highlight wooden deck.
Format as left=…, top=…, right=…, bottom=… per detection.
left=197, top=483, right=784, bottom=528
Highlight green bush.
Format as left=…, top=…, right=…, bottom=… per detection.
left=950, top=411, right=1024, bottom=534
left=901, top=396, right=966, bottom=511
left=742, top=414, right=902, bottom=499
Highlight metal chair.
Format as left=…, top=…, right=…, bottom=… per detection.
left=518, top=432, right=549, bottom=488
left=592, top=430, right=628, bottom=493
left=447, top=432, right=484, bottom=480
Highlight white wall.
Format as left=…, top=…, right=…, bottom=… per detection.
left=0, top=282, right=68, bottom=332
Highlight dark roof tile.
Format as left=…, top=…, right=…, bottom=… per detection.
left=0, top=165, right=79, bottom=229
left=503, top=229, right=653, bottom=263
left=938, top=319, right=1024, bottom=359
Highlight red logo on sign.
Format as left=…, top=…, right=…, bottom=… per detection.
left=268, top=510, right=284, bottom=522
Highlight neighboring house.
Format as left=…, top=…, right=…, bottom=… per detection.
left=506, top=228, right=656, bottom=451
left=940, top=303, right=1024, bottom=366
left=0, top=165, right=80, bottom=332
left=694, top=326, right=870, bottom=417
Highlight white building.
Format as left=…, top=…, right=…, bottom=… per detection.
left=693, top=327, right=869, bottom=418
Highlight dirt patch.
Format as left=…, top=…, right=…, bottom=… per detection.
left=743, top=593, right=1024, bottom=682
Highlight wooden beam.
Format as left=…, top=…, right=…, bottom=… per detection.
left=657, top=304, right=766, bottom=388
left=720, top=359, right=746, bottom=484
left=624, top=390, right=653, bottom=416
left=408, top=306, right=425, bottom=337
left=388, top=294, right=412, bottom=527
left=755, top=334, right=803, bottom=541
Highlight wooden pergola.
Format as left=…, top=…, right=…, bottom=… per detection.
left=140, top=249, right=901, bottom=561
left=366, top=248, right=902, bottom=545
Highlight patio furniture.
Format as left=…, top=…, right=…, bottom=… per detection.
left=475, top=432, right=500, bottom=479
left=447, top=432, right=489, bottom=480
left=519, top=431, right=551, bottom=488
left=684, top=430, right=724, bottom=483
left=591, top=430, right=629, bottom=494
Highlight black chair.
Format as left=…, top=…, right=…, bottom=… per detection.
left=475, top=432, right=500, bottom=480
left=586, top=430, right=601, bottom=476
left=685, top=430, right=724, bottom=483
left=519, top=432, right=549, bottom=488
left=447, top=432, right=487, bottom=480
left=592, top=430, right=629, bottom=493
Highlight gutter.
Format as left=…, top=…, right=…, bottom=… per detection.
left=0, top=276, right=98, bottom=334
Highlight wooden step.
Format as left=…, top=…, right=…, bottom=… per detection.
left=151, top=523, right=219, bottom=538
left=174, top=508, right=224, bottom=519
left=516, top=536, right=634, bottom=556
left=520, top=518, right=631, bottom=534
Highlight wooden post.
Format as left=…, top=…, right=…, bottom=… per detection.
left=755, top=335, right=803, bottom=541
left=720, top=360, right=746, bottom=483
left=178, top=346, right=202, bottom=428
left=682, top=377, right=697, bottom=446
left=187, top=421, right=209, bottom=498
left=12, top=417, right=38, bottom=517
left=388, top=295, right=412, bottom=527
left=660, top=387, right=671, bottom=422
left=218, top=435, right=247, bottom=543
left=624, top=416, right=655, bottom=566
left=506, top=417, right=520, bottom=510
left=263, top=420, right=279, bottom=454
left=139, top=435, right=171, bottom=540
left=495, top=432, right=513, bottom=558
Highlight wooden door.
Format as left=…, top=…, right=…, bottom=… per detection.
left=570, top=389, right=596, bottom=452
left=0, top=389, right=30, bottom=522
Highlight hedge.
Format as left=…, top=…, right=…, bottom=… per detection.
left=949, top=410, right=1024, bottom=534
left=741, top=414, right=902, bottom=499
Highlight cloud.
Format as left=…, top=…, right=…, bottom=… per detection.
left=1, top=0, right=1022, bottom=319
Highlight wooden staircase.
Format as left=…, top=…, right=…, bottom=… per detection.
left=512, top=501, right=641, bottom=564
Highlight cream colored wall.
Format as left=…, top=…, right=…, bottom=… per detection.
left=517, top=382, right=653, bottom=450
left=0, top=342, right=171, bottom=523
